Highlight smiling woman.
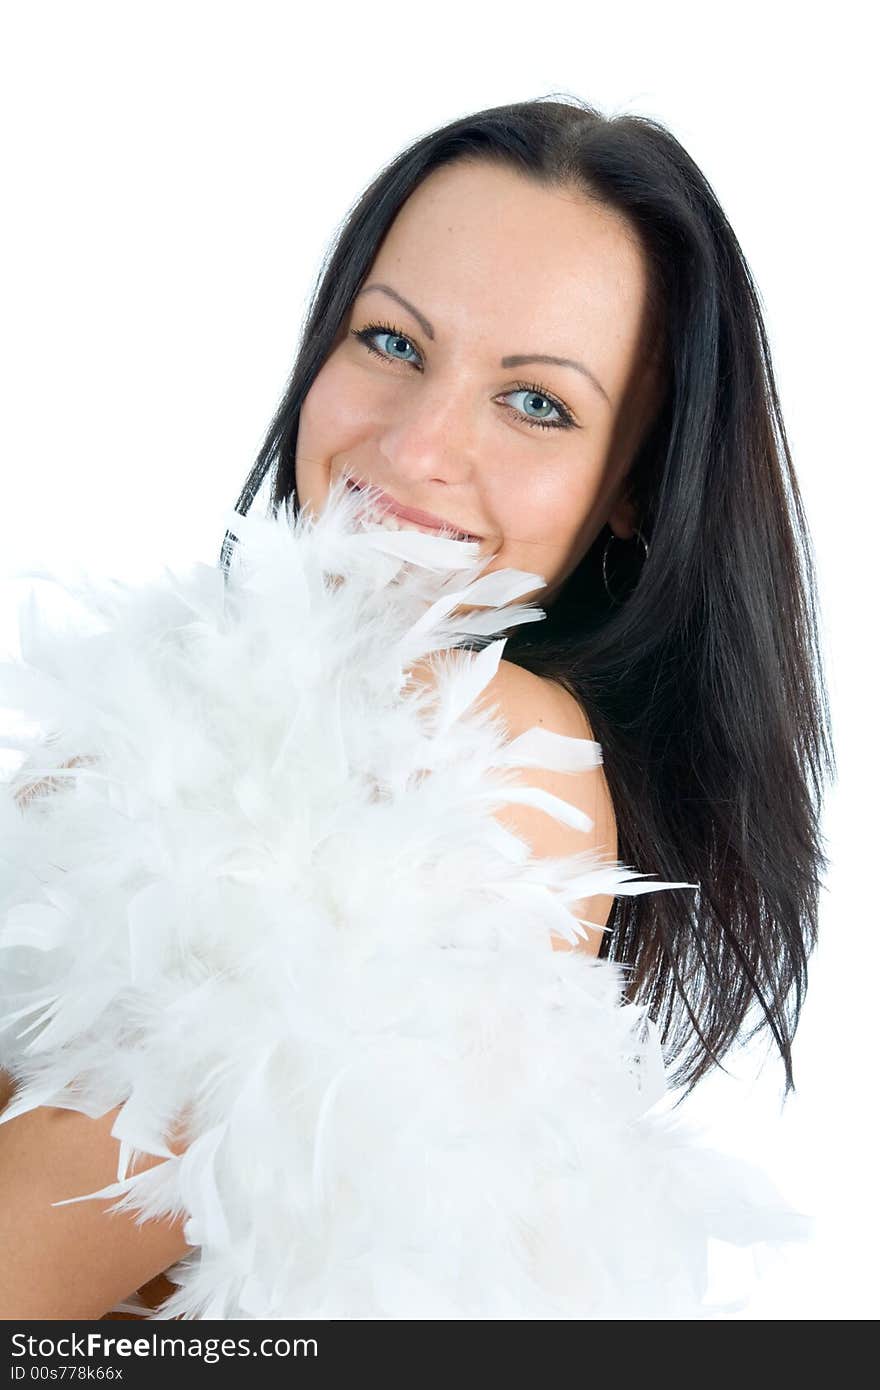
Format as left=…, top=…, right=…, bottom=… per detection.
left=294, top=160, right=662, bottom=615
left=0, top=93, right=833, bottom=1320
left=227, top=94, right=833, bottom=1103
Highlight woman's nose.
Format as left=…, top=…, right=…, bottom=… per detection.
left=376, top=380, right=480, bottom=484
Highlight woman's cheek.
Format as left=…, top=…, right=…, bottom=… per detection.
left=310, top=361, right=383, bottom=440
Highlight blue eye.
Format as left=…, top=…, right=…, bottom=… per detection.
left=349, top=321, right=576, bottom=432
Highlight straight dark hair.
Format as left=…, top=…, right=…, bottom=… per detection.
left=219, top=95, right=835, bottom=1102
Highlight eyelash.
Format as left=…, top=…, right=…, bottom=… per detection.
left=349, top=320, right=576, bottom=431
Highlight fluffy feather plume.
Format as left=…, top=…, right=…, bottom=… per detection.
left=0, top=473, right=811, bottom=1319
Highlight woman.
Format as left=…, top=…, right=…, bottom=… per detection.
left=236, top=93, right=834, bottom=1098
left=0, top=96, right=834, bottom=1320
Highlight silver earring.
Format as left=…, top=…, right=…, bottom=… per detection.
left=601, top=527, right=650, bottom=604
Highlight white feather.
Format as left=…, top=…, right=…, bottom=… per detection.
left=0, top=475, right=812, bottom=1319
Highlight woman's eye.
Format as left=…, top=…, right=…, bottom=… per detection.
left=352, top=323, right=421, bottom=366
left=349, top=322, right=576, bottom=431
left=503, top=387, right=569, bottom=430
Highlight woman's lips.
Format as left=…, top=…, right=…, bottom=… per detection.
left=345, top=479, right=480, bottom=540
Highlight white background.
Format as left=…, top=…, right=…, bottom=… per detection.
left=1, top=1, right=875, bottom=1318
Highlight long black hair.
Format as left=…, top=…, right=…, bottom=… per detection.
left=219, top=95, right=835, bottom=1102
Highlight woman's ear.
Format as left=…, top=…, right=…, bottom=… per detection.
left=605, top=487, right=640, bottom=542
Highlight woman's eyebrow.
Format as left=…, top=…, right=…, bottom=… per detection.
left=357, top=282, right=611, bottom=408
left=359, top=282, right=437, bottom=339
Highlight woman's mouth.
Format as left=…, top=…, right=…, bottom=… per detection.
left=345, top=479, right=481, bottom=542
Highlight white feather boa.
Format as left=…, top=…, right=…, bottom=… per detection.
left=0, top=476, right=810, bottom=1320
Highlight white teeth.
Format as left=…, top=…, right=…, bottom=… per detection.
left=348, top=483, right=474, bottom=540
left=363, top=508, right=471, bottom=540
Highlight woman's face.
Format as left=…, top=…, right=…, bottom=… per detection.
left=295, top=160, right=662, bottom=606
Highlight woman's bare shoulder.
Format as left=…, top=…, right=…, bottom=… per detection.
left=468, top=659, right=620, bottom=952
left=473, top=657, right=596, bottom=744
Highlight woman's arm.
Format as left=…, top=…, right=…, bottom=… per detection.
left=0, top=1095, right=193, bottom=1319
left=1, top=765, right=193, bottom=1320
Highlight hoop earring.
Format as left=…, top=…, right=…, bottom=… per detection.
left=601, top=527, right=650, bottom=604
